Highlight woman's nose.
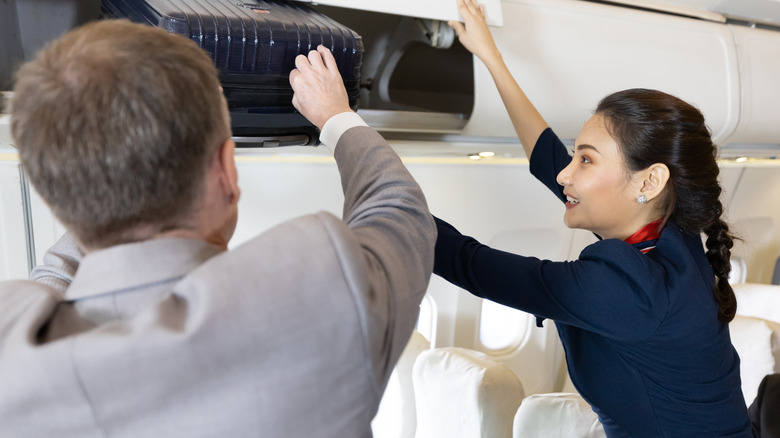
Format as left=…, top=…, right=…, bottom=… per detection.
left=556, top=161, right=574, bottom=186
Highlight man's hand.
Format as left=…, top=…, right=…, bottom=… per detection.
left=289, top=45, right=352, bottom=130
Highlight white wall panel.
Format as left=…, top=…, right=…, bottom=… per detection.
left=28, top=186, right=68, bottom=266
left=722, top=163, right=780, bottom=283
left=0, top=157, right=29, bottom=281
left=231, top=150, right=343, bottom=248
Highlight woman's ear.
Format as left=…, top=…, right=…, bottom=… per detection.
left=641, top=163, right=670, bottom=202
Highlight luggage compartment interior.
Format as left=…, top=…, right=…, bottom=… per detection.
left=312, top=5, right=474, bottom=121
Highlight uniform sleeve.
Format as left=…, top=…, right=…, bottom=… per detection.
left=529, top=127, right=572, bottom=204
left=434, top=216, right=669, bottom=341
left=333, top=126, right=436, bottom=387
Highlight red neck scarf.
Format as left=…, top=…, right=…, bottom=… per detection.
left=624, top=219, right=664, bottom=253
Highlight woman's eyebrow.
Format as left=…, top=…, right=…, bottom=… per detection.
left=576, top=144, right=600, bottom=154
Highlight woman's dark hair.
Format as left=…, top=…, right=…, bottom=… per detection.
left=596, top=88, right=737, bottom=324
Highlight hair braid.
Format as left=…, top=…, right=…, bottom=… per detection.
left=596, top=88, right=739, bottom=324
left=704, top=212, right=737, bottom=323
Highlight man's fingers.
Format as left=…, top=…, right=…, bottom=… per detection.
left=294, top=53, right=311, bottom=73
left=317, top=45, right=339, bottom=72
left=288, top=67, right=299, bottom=87
left=307, top=49, right=325, bottom=70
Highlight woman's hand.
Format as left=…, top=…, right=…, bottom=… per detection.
left=448, top=0, right=501, bottom=65
left=449, top=0, right=548, bottom=158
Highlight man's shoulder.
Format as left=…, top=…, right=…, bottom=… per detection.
left=0, top=280, right=60, bottom=338
left=195, top=211, right=360, bottom=281
left=0, top=279, right=61, bottom=306
left=231, top=211, right=345, bottom=251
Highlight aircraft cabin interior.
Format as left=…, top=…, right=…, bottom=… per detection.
left=1, top=0, right=780, bottom=436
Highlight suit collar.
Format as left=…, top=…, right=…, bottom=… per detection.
left=66, top=238, right=223, bottom=301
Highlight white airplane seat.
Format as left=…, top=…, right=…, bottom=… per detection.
left=733, top=283, right=780, bottom=324
left=730, top=256, right=748, bottom=285
left=512, top=393, right=606, bottom=438
left=411, top=347, right=524, bottom=438
left=372, top=331, right=430, bottom=438
left=729, top=315, right=780, bottom=405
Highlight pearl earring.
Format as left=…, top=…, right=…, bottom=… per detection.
left=637, top=194, right=647, bottom=204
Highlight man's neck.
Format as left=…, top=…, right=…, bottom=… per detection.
left=154, top=229, right=229, bottom=251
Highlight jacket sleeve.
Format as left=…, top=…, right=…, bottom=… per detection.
left=333, top=126, right=436, bottom=386
left=28, top=233, right=83, bottom=295
left=434, top=216, right=668, bottom=341
left=529, top=127, right=573, bottom=204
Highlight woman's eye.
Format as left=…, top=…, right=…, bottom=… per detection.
left=580, top=155, right=591, bottom=164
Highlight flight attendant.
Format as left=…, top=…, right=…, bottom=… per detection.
left=433, top=0, right=754, bottom=436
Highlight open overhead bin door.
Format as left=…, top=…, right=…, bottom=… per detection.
left=292, top=0, right=503, bottom=26
left=462, top=0, right=740, bottom=145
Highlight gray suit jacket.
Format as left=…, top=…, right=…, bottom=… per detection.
left=0, top=126, right=436, bottom=437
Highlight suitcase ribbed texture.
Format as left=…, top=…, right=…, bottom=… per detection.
left=102, top=0, right=363, bottom=112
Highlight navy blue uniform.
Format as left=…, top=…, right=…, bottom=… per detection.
left=433, top=128, right=752, bottom=437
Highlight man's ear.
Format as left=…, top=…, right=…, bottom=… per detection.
left=641, top=163, right=670, bottom=202
left=216, top=138, right=240, bottom=204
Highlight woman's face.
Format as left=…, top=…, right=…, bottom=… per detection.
left=555, top=114, right=646, bottom=240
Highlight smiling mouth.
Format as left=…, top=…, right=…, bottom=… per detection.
left=566, top=195, right=580, bottom=205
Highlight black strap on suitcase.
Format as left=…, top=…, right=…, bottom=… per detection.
left=101, top=0, right=363, bottom=146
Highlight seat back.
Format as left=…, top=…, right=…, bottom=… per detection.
left=372, top=331, right=430, bottom=438
left=412, top=347, right=524, bottom=438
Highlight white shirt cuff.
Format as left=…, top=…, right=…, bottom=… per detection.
left=319, top=111, right=368, bottom=154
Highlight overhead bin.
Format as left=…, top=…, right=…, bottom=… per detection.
left=102, top=0, right=364, bottom=147
left=310, top=4, right=478, bottom=132
left=727, top=25, right=780, bottom=146
left=463, top=0, right=741, bottom=145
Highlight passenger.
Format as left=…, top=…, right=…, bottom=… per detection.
left=1, top=20, right=435, bottom=436
left=433, top=0, right=753, bottom=436
left=749, top=373, right=780, bottom=437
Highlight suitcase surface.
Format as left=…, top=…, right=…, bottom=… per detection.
left=102, top=0, right=364, bottom=146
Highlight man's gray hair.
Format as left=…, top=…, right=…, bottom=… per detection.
left=11, top=19, right=230, bottom=249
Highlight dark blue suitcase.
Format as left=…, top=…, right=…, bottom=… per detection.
left=101, top=0, right=364, bottom=146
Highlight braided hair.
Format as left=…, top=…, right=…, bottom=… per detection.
left=596, top=89, right=737, bottom=323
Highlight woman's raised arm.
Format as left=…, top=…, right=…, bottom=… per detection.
left=449, top=0, right=548, bottom=158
